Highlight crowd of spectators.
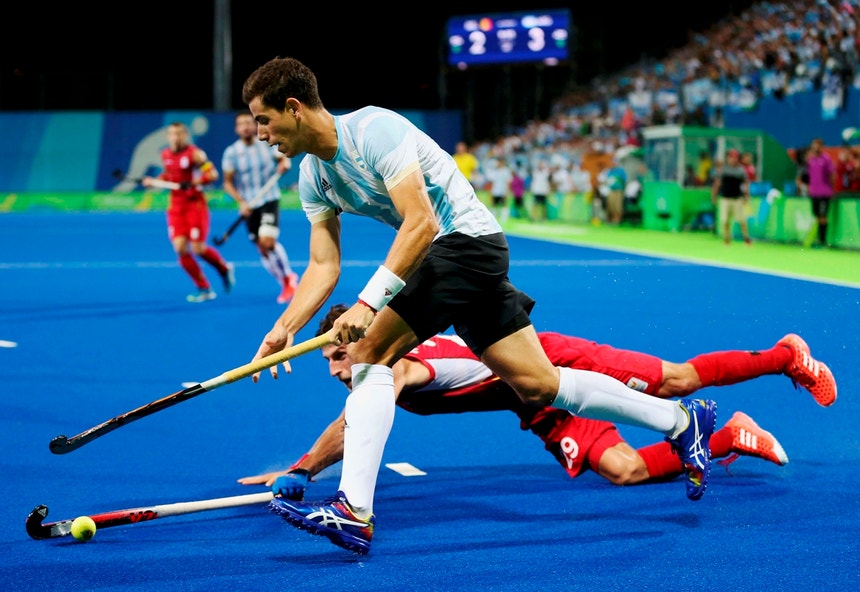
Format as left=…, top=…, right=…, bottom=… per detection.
left=457, top=0, right=860, bottom=224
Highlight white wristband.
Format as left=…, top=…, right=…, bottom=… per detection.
left=358, top=265, right=406, bottom=312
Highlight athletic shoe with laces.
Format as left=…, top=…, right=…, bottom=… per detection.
left=269, top=490, right=374, bottom=555
left=186, top=288, right=216, bottom=303
left=723, top=411, right=789, bottom=467
left=277, top=272, right=299, bottom=305
left=666, top=398, right=717, bottom=501
left=777, top=333, right=837, bottom=407
left=221, top=262, right=236, bottom=294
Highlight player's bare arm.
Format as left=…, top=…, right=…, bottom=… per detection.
left=193, top=149, right=219, bottom=183
left=222, top=169, right=251, bottom=215
left=252, top=216, right=342, bottom=381
left=337, top=168, right=439, bottom=344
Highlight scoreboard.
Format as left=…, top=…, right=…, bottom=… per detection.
left=446, top=9, right=571, bottom=68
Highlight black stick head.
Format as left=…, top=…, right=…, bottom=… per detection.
left=49, top=435, right=70, bottom=454
left=212, top=236, right=226, bottom=246
left=26, top=505, right=50, bottom=540
left=112, top=169, right=124, bottom=180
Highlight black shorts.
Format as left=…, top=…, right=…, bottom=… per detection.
left=810, top=196, right=831, bottom=218
left=244, top=200, right=280, bottom=242
left=532, top=194, right=547, bottom=205
left=492, top=195, right=507, bottom=206
left=387, top=232, right=535, bottom=357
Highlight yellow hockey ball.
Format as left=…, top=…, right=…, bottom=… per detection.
left=70, top=516, right=97, bottom=542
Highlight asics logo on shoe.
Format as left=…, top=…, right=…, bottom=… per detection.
left=307, top=508, right=368, bottom=531
left=685, top=412, right=708, bottom=471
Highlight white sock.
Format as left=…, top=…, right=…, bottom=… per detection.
left=260, top=251, right=281, bottom=281
left=272, top=242, right=293, bottom=278
left=338, top=364, right=395, bottom=517
left=552, top=367, right=687, bottom=437
left=260, top=243, right=293, bottom=283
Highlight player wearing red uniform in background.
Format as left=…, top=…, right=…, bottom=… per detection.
left=143, top=121, right=235, bottom=303
left=239, top=304, right=836, bottom=494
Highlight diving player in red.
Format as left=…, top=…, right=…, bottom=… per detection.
left=238, top=304, right=836, bottom=493
left=143, top=121, right=235, bottom=303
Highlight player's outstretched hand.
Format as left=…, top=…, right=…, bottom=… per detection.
left=271, top=469, right=310, bottom=500
left=251, top=325, right=295, bottom=382
left=237, top=470, right=288, bottom=487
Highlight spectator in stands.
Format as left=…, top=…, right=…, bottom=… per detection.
left=835, top=145, right=859, bottom=192
left=510, top=168, right=527, bottom=219
left=485, top=156, right=513, bottom=223
left=529, top=159, right=552, bottom=223
left=741, top=152, right=757, bottom=182
left=696, top=150, right=714, bottom=186
left=600, top=157, right=628, bottom=225
left=452, top=141, right=480, bottom=190
left=684, top=164, right=698, bottom=188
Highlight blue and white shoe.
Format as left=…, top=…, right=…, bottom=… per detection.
left=221, top=262, right=236, bottom=294
left=667, top=398, right=717, bottom=501
left=186, top=288, right=216, bottom=303
left=269, top=490, right=374, bottom=555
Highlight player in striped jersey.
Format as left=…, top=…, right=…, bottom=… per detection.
left=222, top=112, right=299, bottom=304
left=242, top=57, right=717, bottom=554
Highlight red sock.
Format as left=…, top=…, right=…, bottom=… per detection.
left=687, top=346, right=792, bottom=387
left=199, top=246, right=228, bottom=275
left=637, top=442, right=683, bottom=480
left=179, top=253, right=209, bottom=289
left=638, top=426, right=735, bottom=481
left=708, top=426, right=732, bottom=459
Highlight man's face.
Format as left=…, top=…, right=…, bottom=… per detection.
left=248, top=97, right=298, bottom=157
left=167, top=125, right=188, bottom=152
left=235, top=115, right=257, bottom=141
left=322, top=344, right=354, bottom=390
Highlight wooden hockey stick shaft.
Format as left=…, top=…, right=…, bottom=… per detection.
left=49, top=330, right=336, bottom=455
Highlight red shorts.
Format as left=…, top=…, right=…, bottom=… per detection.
left=167, top=198, right=210, bottom=242
left=538, top=332, right=663, bottom=395
left=520, top=407, right=623, bottom=478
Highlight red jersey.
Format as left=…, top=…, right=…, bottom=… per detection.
left=160, top=145, right=206, bottom=205
left=396, top=332, right=665, bottom=478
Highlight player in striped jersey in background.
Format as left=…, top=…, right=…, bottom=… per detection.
left=222, top=111, right=299, bottom=304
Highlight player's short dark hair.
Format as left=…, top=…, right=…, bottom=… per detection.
left=316, top=304, right=349, bottom=337
left=242, top=57, right=324, bottom=111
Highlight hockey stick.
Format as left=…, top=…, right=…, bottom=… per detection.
left=49, top=330, right=336, bottom=455
left=26, top=491, right=273, bottom=540
left=111, top=169, right=194, bottom=191
left=213, top=172, right=283, bottom=246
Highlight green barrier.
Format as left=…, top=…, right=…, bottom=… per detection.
left=0, top=190, right=303, bottom=213
left=640, top=182, right=714, bottom=232
left=4, top=189, right=858, bottom=250
left=761, top=195, right=860, bottom=248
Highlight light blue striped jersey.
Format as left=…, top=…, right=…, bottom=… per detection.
left=221, top=138, right=283, bottom=205
left=298, top=106, right=501, bottom=238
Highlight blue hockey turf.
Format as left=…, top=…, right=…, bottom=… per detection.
left=1, top=210, right=857, bottom=591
